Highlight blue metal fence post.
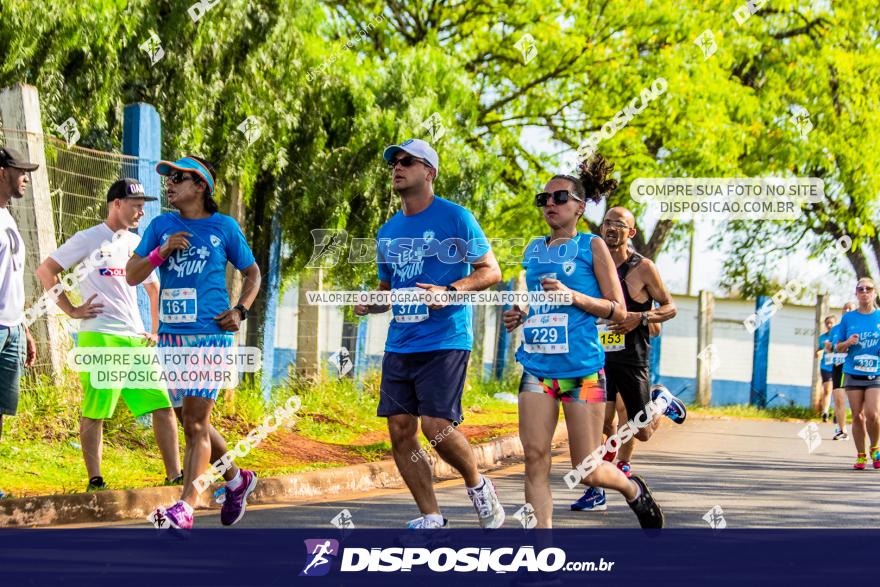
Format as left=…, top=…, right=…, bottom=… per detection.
left=750, top=295, right=771, bottom=407
left=494, top=279, right=513, bottom=379
left=122, top=103, right=162, bottom=331
left=260, top=210, right=282, bottom=401
left=650, top=331, right=662, bottom=386
left=353, top=281, right=369, bottom=391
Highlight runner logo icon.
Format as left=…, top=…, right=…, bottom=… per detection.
left=300, top=539, right=339, bottom=577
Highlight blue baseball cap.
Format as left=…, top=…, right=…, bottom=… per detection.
left=383, top=139, right=439, bottom=177
left=156, top=156, right=215, bottom=195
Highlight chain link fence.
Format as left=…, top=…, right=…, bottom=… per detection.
left=0, top=127, right=167, bottom=381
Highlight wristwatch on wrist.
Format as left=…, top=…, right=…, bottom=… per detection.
left=447, top=285, right=458, bottom=292
left=640, top=312, right=649, bottom=327
left=234, top=304, right=248, bottom=321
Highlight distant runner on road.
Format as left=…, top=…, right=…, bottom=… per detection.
left=833, top=279, right=880, bottom=470
left=826, top=302, right=855, bottom=440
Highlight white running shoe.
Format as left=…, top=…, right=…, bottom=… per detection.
left=467, top=476, right=506, bottom=529
left=406, top=516, right=448, bottom=529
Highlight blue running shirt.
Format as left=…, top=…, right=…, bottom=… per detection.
left=514, top=232, right=605, bottom=379
left=832, top=309, right=880, bottom=376
left=377, top=196, right=490, bottom=353
left=817, top=331, right=836, bottom=372
left=135, top=213, right=256, bottom=335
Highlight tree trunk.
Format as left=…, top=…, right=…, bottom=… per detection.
left=244, top=172, right=274, bottom=354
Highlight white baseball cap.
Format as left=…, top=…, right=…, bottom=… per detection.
left=383, top=138, right=439, bottom=177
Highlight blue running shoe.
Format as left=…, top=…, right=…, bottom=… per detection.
left=570, top=487, right=607, bottom=511
left=651, top=384, right=687, bottom=424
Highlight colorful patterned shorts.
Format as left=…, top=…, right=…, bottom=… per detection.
left=158, top=333, right=235, bottom=406
left=518, top=370, right=606, bottom=404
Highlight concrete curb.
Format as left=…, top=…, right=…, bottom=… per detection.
left=0, top=425, right=569, bottom=528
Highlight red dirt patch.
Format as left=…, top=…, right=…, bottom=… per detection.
left=353, top=423, right=516, bottom=446
left=458, top=423, right=517, bottom=443
left=263, top=424, right=518, bottom=468
left=352, top=430, right=388, bottom=446
left=261, top=431, right=368, bottom=465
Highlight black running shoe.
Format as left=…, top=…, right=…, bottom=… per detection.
left=627, top=475, right=663, bottom=529
left=164, top=471, right=185, bottom=486
left=86, top=476, right=108, bottom=492
left=822, top=412, right=829, bottom=423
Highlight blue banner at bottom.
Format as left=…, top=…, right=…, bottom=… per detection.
left=0, top=528, right=873, bottom=586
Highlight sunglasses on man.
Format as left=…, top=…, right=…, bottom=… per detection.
left=387, top=155, right=431, bottom=170
left=534, top=190, right=583, bottom=207
left=602, top=219, right=630, bottom=230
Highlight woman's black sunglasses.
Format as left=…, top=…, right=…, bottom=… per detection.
left=166, top=171, right=202, bottom=185
left=387, top=155, right=428, bottom=169
left=535, top=190, right=583, bottom=207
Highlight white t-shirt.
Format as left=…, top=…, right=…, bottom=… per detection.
left=50, top=223, right=157, bottom=337
left=0, top=207, right=26, bottom=327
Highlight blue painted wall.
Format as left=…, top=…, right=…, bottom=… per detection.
left=659, top=375, right=810, bottom=407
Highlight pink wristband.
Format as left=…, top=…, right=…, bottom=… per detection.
left=148, top=247, right=168, bottom=267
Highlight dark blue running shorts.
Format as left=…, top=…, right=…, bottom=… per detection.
left=377, top=350, right=470, bottom=422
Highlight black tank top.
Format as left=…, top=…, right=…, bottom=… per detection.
left=605, top=251, right=652, bottom=366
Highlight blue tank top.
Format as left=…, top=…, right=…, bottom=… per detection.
left=514, top=232, right=605, bottom=378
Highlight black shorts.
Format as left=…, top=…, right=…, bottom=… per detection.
left=820, top=369, right=833, bottom=383
left=377, top=350, right=470, bottom=422
left=832, top=364, right=845, bottom=389
left=604, top=362, right=650, bottom=421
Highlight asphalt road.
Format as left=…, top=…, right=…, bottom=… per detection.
left=104, top=417, right=879, bottom=529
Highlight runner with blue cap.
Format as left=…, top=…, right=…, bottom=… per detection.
left=356, top=138, right=507, bottom=530
left=126, top=155, right=262, bottom=529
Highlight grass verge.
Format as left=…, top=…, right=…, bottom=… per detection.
left=0, top=369, right=520, bottom=498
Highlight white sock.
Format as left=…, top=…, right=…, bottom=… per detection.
left=467, top=476, right=486, bottom=492
left=425, top=513, right=445, bottom=525
left=627, top=480, right=642, bottom=502
left=178, top=500, right=193, bottom=515
left=226, top=470, right=243, bottom=490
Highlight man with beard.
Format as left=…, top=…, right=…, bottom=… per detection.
left=572, top=206, right=684, bottom=512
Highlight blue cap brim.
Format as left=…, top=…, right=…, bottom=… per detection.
left=382, top=145, right=405, bottom=162
left=156, top=158, right=215, bottom=195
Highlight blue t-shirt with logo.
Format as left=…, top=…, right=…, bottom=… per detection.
left=817, top=331, right=836, bottom=372
left=377, top=195, right=490, bottom=353
left=832, top=309, right=880, bottom=376
left=134, top=212, right=256, bottom=335
left=514, top=232, right=605, bottom=379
